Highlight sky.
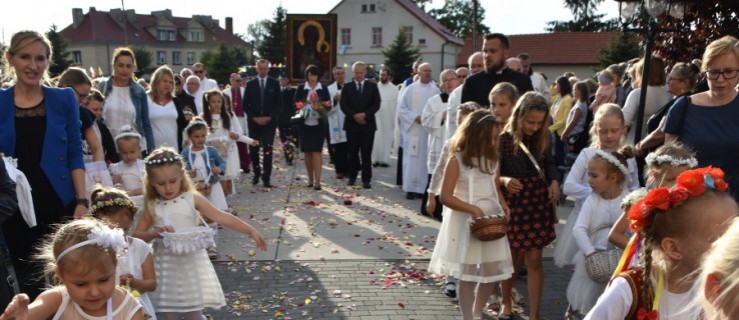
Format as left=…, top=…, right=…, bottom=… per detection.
left=2, top=0, right=620, bottom=43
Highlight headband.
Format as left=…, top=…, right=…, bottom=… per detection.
left=56, top=226, right=126, bottom=262
left=458, top=103, right=480, bottom=112
left=595, top=149, right=630, bottom=178
left=114, top=125, right=142, bottom=143
left=184, top=120, right=208, bottom=133
left=89, top=197, right=138, bottom=215
left=645, top=153, right=698, bottom=168
left=144, top=154, right=181, bottom=166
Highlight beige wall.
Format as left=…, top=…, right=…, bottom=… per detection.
left=534, top=65, right=601, bottom=85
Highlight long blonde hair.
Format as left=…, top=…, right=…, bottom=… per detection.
left=589, top=103, right=625, bottom=147
left=143, top=147, right=195, bottom=211
left=504, top=92, right=551, bottom=157
left=698, top=217, right=739, bottom=320
left=2, top=30, right=53, bottom=83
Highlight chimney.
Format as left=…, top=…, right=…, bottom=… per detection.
left=225, top=17, right=233, bottom=34
left=72, top=8, right=84, bottom=29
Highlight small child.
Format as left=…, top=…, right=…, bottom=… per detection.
left=589, top=69, right=617, bottom=113
left=0, top=219, right=144, bottom=319
left=428, top=109, right=513, bottom=320
left=698, top=216, right=739, bottom=320
left=561, top=81, right=590, bottom=156
left=109, top=125, right=146, bottom=208
left=499, top=92, right=560, bottom=320
left=489, top=82, right=519, bottom=127
left=557, top=104, right=640, bottom=267
left=84, top=89, right=119, bottom=163
left=89, top=185, right=157, bottom=319
left=133, top=147, right=266, bottom=319
left=585, top=167, right=737, bottom=319
left=565, top=146, right=634, bottom=318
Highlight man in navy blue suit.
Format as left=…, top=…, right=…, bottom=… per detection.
left=243, top=59, right=282, bottom=188
left=340, top=61, right=381, bottom=189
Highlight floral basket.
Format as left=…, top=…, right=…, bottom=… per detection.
left=160, top=226, right=216, bottom=255
left=194, top=180, right=212, bottom=196
left=469, top=198, right=508, bottom=241
left=585, top=249, right=621, bottom=283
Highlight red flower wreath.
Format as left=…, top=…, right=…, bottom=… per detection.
left=627, top=166, right=728, bottom=232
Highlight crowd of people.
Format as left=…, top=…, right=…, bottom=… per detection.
left=0, top=27, right=737, bottom=320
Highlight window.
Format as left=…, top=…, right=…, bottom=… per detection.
left=187, top=52, right=196, bottom=65
left=418, top=38, right=426, bottom=45
left=158, top=30, right=167, bottom=40
left=172, top=52, right=181, bottom=65
left=370, top=4, right=376, bottom=12
left=157, top=51, right=166, bottom=65
left=72, top=51, right=82, bottom=65
left=341, top=28, right=351, bottom=46
left=168, top=30, right=176, bottom=41
left=403, top=26, right=413, bottom=45
left=372, top=27, right=382, bottom=47
left=188, top=31, right=202, bottom=42
left=361, top=4, right=367, bottom=12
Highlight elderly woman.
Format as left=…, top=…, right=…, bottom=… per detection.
left=665, top=35, right=739, bottom=200
left=294, top=65, right=331, bottom=190
left=0, top=30, right=86, bottom=299
left=96, top=47, right=155, bottom=152
left=57, top=67, right=105, bottom=162
left=147, top=65, right=188, bottom=151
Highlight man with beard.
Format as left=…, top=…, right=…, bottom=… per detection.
left=372, top=68, right=399, bottom=168
left=445, top=51, right=484, bottom=141
left=461, top=33, right=533, bottom=108
left=519, top=53, right=550, bottom=101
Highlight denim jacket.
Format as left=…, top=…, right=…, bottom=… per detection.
left=181, top=146, right=225, bottom=185
left=97, top=77, right=155, bottom=152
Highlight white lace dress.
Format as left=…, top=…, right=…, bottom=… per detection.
left=117, top=236, right=157, bottom=319
left=428, top=154, right=514, bottom=283
left=149, top=192, right=225, bottom=312
left=109, top=159, right=145, bottom=209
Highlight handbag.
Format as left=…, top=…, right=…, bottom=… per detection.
left=467, top=163, right=508, bottom=241
left=158, top=196, right=216, bottom=255
left=584, top=224, right=622, bottom=283
left=517, top=142, right=559, bottom=224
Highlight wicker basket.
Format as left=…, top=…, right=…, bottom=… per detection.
left=160, top=226, right=216, bottom=255
left=195, top=180, right=212, bottom=195
left=470, top=215, right=508, bottom=241
left=585, top=249, right=622, bottom=283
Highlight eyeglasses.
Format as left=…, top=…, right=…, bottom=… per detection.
left=194, top=70, right=205, bottom=74
left=72, top=87, right=90, bottom=100
left=704, top=69, right=738, bottom=80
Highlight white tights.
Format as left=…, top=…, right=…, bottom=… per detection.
left=458, top=280, right=496, bottom=320
left=156, top=311, right=206, bottom=320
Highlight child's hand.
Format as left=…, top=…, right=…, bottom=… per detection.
left=228, top=132, right=239, bottom=140
left=471, top=206, right=485, bottom=219
left=120, top=273, right=134, bottom=286
left=425, top=196, right=436, bottom=217
left=548, top=181, right=560, bottom=204
left=502, top=177, right=523, bottom=194
left=211, top=167, right=222, bottom=175
left=250, top=231, right=267, bottom=251
left=189, top=169, right=197, bottom=177
left=250, top=140, right=260, bottom=147
left=156, top=226, right=175, bottom=235
left=501, top=203, right=511, bottom=222
left=0, top=294, right=30, bottom=320
left=112, top=174, right=122, bottom=184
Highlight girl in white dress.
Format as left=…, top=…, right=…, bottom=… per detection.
left=0, top=219, right=144, bottom=320
left=429, top=110, right=514, bottom=320
left=556, top=104, right=640, bottom=267
left=201, top=90, right=257, bottom=197
left=565, top=146, right=634, bottom=318
left=89, top=186, right=157, bottom=319
left=109, top=126, right=146, bottom=209
left=133, top=147, right=266, bottom=320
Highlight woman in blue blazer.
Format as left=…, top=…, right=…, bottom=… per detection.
left=0, top=31, right=86, bottom=299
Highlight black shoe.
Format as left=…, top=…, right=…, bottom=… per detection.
left=362, top=182, right=371, bottom=189
left=379, top=162, right=390, bottom=168
left=406, top=192, right=415, bottom=200
left=519, top=266, right=528, bottom=277
left=286, top=161, right=294, bottom=166
left=444, top=282, right=456, bottom=298
left=263, top=181, right=273, bottom=188
left=336, top=173, right=345, bottom=180
left=373, top=162, right=380, bottom=168
left=251, top=175, right=260, bottom=185
left=314, top=184, right=322, bottom=190
left=348, top=179, right=356, bottom=186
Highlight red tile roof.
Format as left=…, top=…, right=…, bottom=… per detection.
left=456, top=32, right=620, bottom=66
left=60, top=8, right=248, bottom=46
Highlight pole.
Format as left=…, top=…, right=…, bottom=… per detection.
left=472, top=0, right=478, bottom=54
left=633, top=19, right=655, bottom=144
left=121, top=0, right=128, bottom=46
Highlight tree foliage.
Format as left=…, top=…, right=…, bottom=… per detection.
left=201, top=44, right=250, bottom=85
left=131, top=46, right=154, bottom=78
left=428, top=0, right=490, bottom=38
left=597, top=32, right=643, bottom=69
left=46, top=24, right=72, bottom=77
left=382, top=29, right=420, bottom=85
left=546, top=0, right=618, bottom=32
left=255, top=6, right=287, bottom=65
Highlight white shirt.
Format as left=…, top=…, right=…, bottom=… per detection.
left=622, top=86, right=672, bottom=144
left=104, top=85, right=136, bottom=139
left=147, top=96, right=179, bottom=149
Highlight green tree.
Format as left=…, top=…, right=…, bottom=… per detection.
left=246, top=19, right=269, bottom=60
left=46, top=24, right=72, bottom=77
left=428, top=0, right=490, bottom=38
left=131, top=46, right=154, bottom=78
left=382, top=29, right=420, bottom=85
left=546, top=0, right=618, bottom=32
left=256, top=6, right=287, bottom=65
left=202, top=44, right=250, bottom=85
left=597, top=32, right=643, bottom=69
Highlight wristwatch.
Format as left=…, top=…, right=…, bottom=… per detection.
left=76, top=198, right=90, bottom=208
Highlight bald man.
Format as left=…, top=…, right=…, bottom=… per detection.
left=506, top=57, right=523, bottom=73
left=445, top=51, right=483, bottom=141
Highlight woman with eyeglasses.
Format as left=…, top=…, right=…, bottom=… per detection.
left=664, top=35, right=739, bottom=200
left=96, top=47, right=155, bottom=154
left=57, top=67, right=105, bottom=163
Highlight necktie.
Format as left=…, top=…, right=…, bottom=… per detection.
left=260, top=78, right=266, bottom=111
left=357, top=82, right=363, bottom=95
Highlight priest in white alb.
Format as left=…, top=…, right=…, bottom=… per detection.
left=397, top=63, right=440, bottom=200
left=372, top=68, right=399, bottom=168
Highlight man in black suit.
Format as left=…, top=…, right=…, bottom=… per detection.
left=243, top=59, right=282, bottom=188
left=340, top=61, right=381, bottom=189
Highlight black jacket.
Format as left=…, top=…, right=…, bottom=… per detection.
left=339, top=80, right=381, bottom=132
left=244, top=76, right=282, bottom=126
left=462, top=68, right=534, bottom=108
left=278, top=86, right=297, bottom=127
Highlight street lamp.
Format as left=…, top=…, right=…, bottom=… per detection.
left=615, top=0, right=687, bottom=144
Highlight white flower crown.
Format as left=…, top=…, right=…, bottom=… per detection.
left=144, top=155, right=181, bottom=165
left=621, top=187, right=648, bottom=208
left=595, top=149, right=630, bottom=178
left=645, top=153, right=698, bottom=168
left=56, top=226, right=126, bottom=262
left=114, top=125, right=143, bottom=143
